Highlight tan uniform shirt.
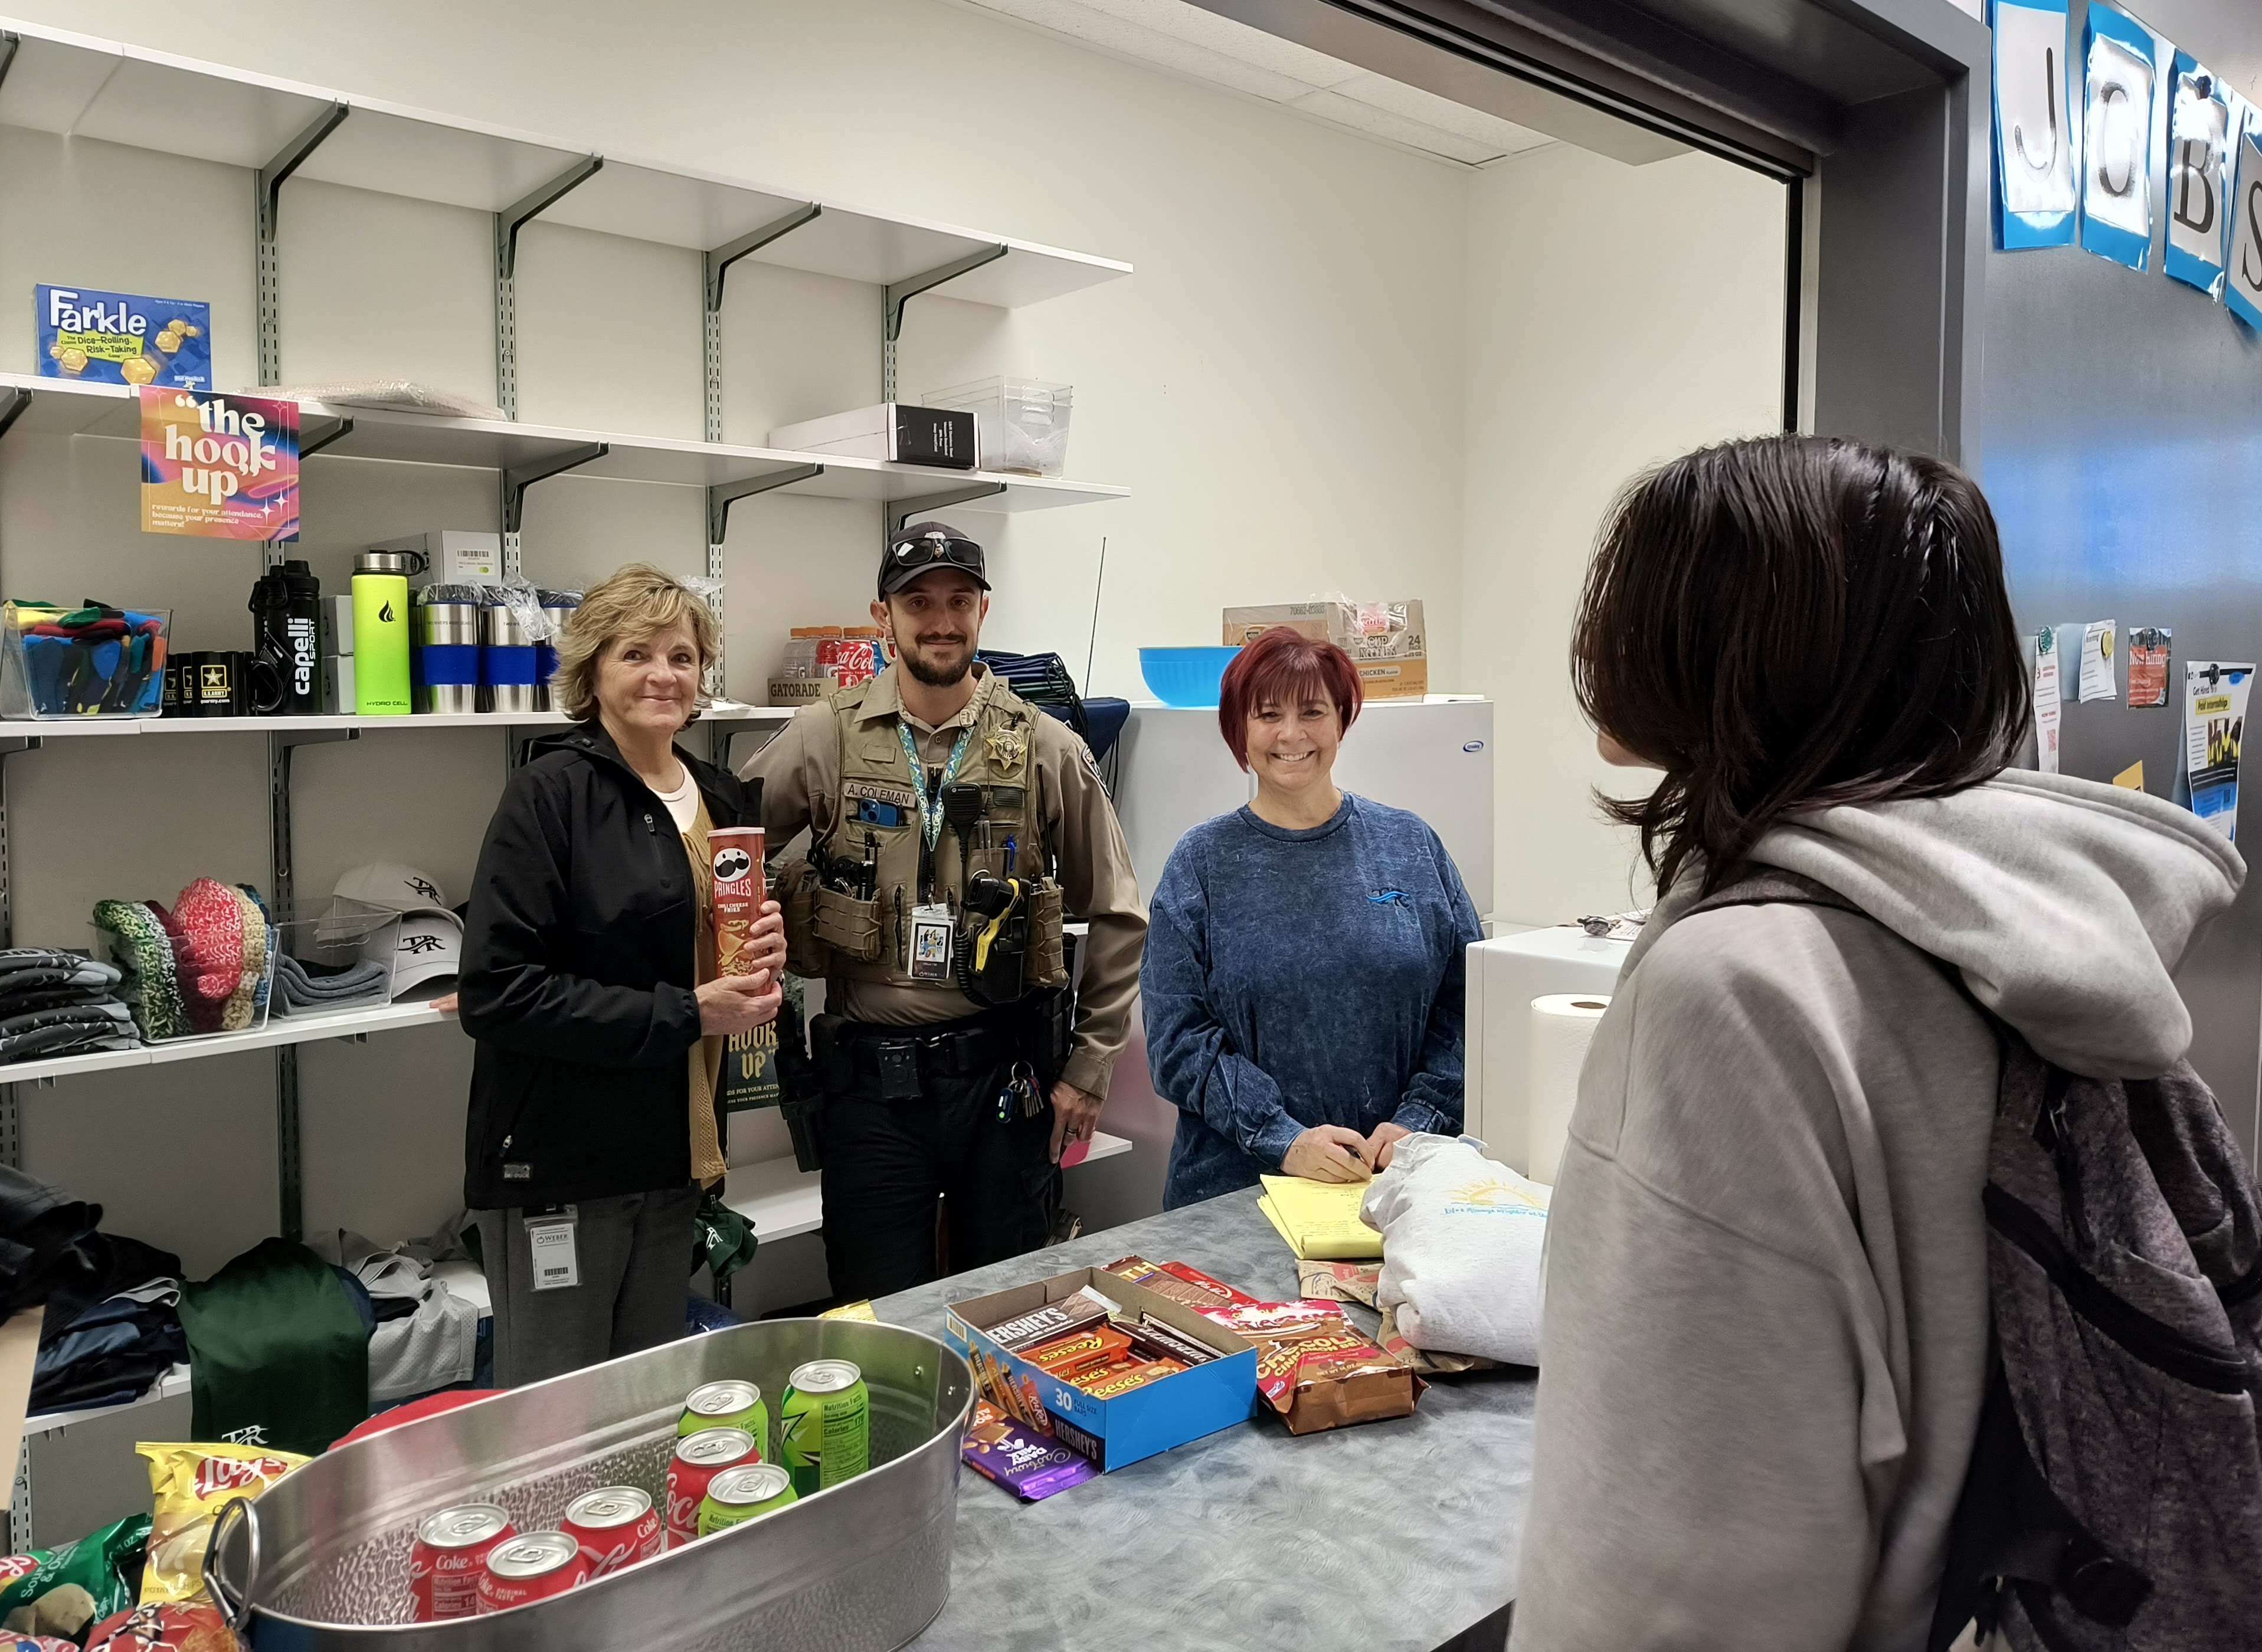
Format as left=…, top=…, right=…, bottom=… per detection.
left=741, top=663, right=1146, bottom=1099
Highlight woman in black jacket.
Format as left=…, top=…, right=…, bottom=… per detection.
left=458, top=565, right=784, bottom=1386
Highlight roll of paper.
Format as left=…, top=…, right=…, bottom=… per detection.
left=1527, top=994, right=1610, bottom=1186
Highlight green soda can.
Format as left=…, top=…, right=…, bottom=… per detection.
left=696, top=1461, right=797, bottom=1535
left=680, top=1379, right=768, bottom=1450
left=780, top=1359, right=870, bottom=1496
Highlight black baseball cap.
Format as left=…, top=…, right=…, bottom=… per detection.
left=880, top=520, right=989, bottom=598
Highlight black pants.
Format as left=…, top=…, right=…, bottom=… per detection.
left=819, top=1056, right=1059, bottom=1302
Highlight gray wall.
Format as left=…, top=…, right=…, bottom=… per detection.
left=1981, top=0, right=2262, bottom=1154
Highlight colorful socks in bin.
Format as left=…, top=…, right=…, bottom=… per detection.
left=5, top=601, right=168, bottom=717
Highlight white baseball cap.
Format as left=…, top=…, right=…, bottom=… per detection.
left=388, top=910, right=464, bottom=996
left=334, top=863, right=451, bottom=917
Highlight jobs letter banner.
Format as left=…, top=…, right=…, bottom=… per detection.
left=139, top=386, right=299, bottom=540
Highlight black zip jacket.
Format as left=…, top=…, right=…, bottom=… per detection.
left=459, top=722, right=760, bottom=1209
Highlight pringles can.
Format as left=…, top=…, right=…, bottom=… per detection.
left=709, top=827, right=767, bottom=979
left=666, top=1426, right=757, bottom=1546
left=680, top=1379, right=768, bottom=1449
left=780, top=1359, right=870, bottom=1497
left=410, top=1503, right=515, bottom=1622
left=560, top=1486, right=662, bottom=1578
left=474, top=1530, right=587, bottom=1613
left=696, top=1462, right=797, bottom=1536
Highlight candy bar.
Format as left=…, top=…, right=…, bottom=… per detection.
left=1212, top=1300, right=1423, bottom=1435
left=1102, top=1256, right=1257, bottom=1310
left=1024, top=1324, right=1134, bottom=1377
left=982, top=1290, right=1114, bottom=1352
left=1073, top=1359, right=1185, bottom=1401
left=1127, top=1317, right=1220, bottom=1367
left=961, top=1402, right=1099, bottom=1502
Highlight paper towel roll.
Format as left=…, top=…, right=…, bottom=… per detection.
left=1526, top=994, right=1610, bottom=1186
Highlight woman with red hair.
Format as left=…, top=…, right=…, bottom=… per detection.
left=1140, top=625, right=1482, bottom=1208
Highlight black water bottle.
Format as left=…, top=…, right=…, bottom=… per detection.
left=249, top=560, right=323, bottom=715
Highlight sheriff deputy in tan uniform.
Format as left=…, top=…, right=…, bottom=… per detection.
left=743, top=520, right=1146, bottom=1299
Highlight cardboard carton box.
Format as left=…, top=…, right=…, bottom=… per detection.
left=1222, top=599, right=1428, bottom=698
left=946, top=1268, right=1258, bottom=1471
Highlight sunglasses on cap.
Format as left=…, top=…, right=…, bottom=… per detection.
left=880, top=523, right=988, bottom=595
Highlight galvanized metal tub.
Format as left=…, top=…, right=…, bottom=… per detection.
left=204, top=1319, right=973, bottom=1651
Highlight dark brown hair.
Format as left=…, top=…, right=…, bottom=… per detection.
left=1572, top=435, right=2031, bottom=897
left=1218, top=626, right=1363, bottom=770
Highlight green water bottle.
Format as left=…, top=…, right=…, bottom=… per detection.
left=352, top=548, right=418, bottom=716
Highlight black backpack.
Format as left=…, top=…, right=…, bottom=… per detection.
left=1690, top=872, right=2262, bottom=1649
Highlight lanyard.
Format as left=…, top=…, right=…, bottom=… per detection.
left=898, top=722, right=974, bottom=850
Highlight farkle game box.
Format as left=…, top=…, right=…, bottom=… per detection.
left=945, top=1268, right=1258, bottom=1471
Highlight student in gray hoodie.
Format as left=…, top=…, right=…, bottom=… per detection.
left=1511, top=437, right=2243, bottom=1651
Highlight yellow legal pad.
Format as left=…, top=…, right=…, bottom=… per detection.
left=1256, top=1174, right=1384, bottom=1261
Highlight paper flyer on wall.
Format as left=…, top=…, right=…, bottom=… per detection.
left=2032, top=627, right=2062, bottom=774
left=2183, top=661, right=2252, bottom=841
left=138, top=388, right=299, bottom=541
left=2127, top=626, right=2172, bottom=706
left=2079, top=619, right=2116, bottom=701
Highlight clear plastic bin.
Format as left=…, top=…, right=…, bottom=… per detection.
left=92, top=891, right=279, bottom=1043
left=0, top=602, right=171, bottom=720
left=271, top=898, right=401, bottom=1017
left=924, top=376, right=1073, bottom=476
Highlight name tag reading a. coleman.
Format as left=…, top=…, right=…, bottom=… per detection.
left=526, top=1212, right=580, bottom=1291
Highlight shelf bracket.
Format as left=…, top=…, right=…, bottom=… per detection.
left=888, top=482, right=1004, bottom=538
left=882, top=244, right=1006, bottom=402
left=0, top=33, right=19, bottom=103
left=0, top=388, right=27, bottom=448
left=704, top=203, right=821, bottom=444
left=500, top=442, right=608, bottom=577
left=495, top=155, right=604, bottom=421
left=707, top=464, right=823, bottom=559
left=300, top=414, right=354, bottom=462
left=255, top=101, right=350, bottom=388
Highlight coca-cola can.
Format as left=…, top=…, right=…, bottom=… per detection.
left=409, top=1502, right=513, bottom=1622
left=561, top=1485, right=662, bottom=1577
left=475, top=1530, right=588, bottom=1614
left=666, top=1426, right=757, bottom=1546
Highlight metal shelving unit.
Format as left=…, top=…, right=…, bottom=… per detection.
left=0, top=15, right=1137, bottom=1544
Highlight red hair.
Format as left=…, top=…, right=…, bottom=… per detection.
left=1218, top=626, right=1363, bottom=769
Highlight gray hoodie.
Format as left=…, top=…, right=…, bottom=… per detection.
left=1508, top=771, right=2243, bottom=1652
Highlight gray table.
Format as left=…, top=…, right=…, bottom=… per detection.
left=872, top=1188, right=1533, bottom=1652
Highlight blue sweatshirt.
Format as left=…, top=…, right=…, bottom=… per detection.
left=1142, top=793, right=1483, bottom=1208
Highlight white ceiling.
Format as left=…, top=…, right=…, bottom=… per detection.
left=949, top=0, right=1557, bottom=167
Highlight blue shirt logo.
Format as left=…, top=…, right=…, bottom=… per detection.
left=1369, top=890, right=1408, bottom=904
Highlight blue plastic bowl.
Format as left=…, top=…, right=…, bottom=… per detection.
left=1140, top=646, right=1243, bottom=707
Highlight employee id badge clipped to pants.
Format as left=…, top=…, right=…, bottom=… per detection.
left=522, top=1204, right=580, bottom=1291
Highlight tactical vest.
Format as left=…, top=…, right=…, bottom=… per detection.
left=778, top=676, right=1067, bottom=1001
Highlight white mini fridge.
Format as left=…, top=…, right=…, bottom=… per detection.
left=1464, top=926, right=1631, bottom=1174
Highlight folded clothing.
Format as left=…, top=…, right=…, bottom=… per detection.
left=274, top=952, right=387, bottom=1014
left=32, top=1283, right=185, bottom=1415
left=1360, top=1133, right=1549, bottom=1367
left=90, top=901, right=186, bottom=1041
left=0, top=1168, right=102, bottom=1317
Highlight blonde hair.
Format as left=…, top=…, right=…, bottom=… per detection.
left=552, top=563, right=720, bottom=725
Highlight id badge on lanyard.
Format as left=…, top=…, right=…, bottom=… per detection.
left=523, top=1204, right=580, bottom=1290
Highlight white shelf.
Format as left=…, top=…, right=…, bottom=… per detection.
left=0, top=20, right=1129, bottom=305
left=722, top=1130, right=1132, bottom=1242
left=24, top=1363, right=191, bottom=1437
left=0, top=374, right=1130, bottom=514
left=0, top=998, right=460, bottom=1086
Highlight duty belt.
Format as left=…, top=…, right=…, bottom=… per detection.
left=845, top=1014, right=1019, bottom=1092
